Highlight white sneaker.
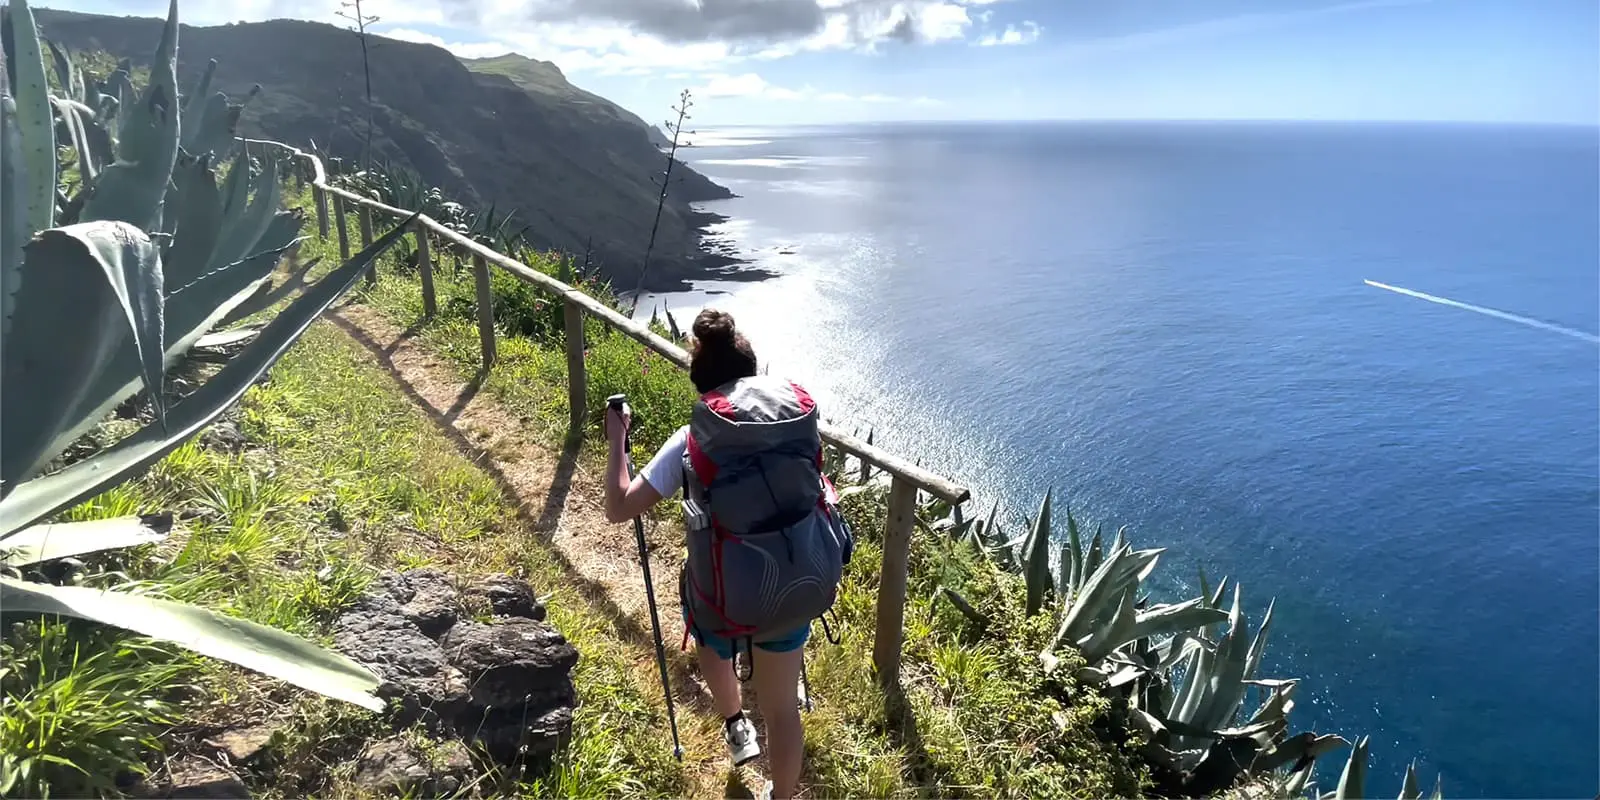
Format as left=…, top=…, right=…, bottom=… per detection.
left=724, top=713, right=761, bottom=767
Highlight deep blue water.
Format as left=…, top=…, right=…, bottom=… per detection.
left=633, top=121, right=1600, bottom=798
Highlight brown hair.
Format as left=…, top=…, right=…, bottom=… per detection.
left=688, top=309, right=758, bottom=394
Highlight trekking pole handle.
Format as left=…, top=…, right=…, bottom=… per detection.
left=606, top=394, right=632, bottom=451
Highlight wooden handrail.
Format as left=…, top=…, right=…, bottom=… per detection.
left=254, top=139, right=971, bottom=684
left=264, top=143, right=968, bottom=504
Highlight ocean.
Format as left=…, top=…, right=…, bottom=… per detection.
left=630, top=121, right=1600, bottom=798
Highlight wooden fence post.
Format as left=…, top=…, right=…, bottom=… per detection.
left=563, top=296, right=587, bottom=437
left=333, top=194, right=350, bottom=261
left=358, top=205, right=376, bottom=285
left=872, top=476, right=918, bottom=687
left=314, top=185, right=330, bottom=239
left=472, top=254, right=496, bottom=366
left=416, top=221, right=437, bottom=319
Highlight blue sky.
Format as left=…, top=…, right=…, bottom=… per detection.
left=55, top=0, right=1600, bottom=126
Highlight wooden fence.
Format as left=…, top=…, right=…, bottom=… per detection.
left=250, top=139, right=972, bottom=686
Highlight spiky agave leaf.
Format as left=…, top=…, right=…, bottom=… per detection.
left=1065, top=505, right=1084, bottom=593
left=1398, top=761, right=1421, bottom=800
left=1021, top=489, right=1053, bottom=615
left=1084, top=522, right=1105, bottom=575
left=51, top=94, right=109, bottom=184
left=1, top=86, right=27, bottom=338
left=1186, top=586, right=1253, bottom=734
left=162, top=153, right=223, bottom=286
left=31, top=165, right=303, bottom=484
left=1334, top=736, right=1370, bottom=800
left=210, top=144, right=282, bottom=269
left=1, top=576, right=382, bottom=710
left=970, top=498, right=998, bottom=551
left=1074, top=586, right=1137, bottom=663
left=45, top=38, right=81, bottom=103
left=5, top=0, right=56, bottom=235
left=1053, top=543, right=1163, bottom=649
left=1250, top=731, right=1349, bottom=774
left=1124, top=598, right=1227, bottom=653
left=0, top=214, right=416, bottom=535
left=216, top=255, right=320, bottom=327
left=0, top=514, right=171, bottom=567
left=184, top=91, right=239, bottom=160
left=80, top=0, right=179, bottom=230
left=179, top=58, right=215, bottom=133
left=0, top=221, right=166, bottom=491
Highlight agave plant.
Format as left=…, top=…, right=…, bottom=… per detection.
left=933, top=486, right=1363, bottom=795
left=1313, top=737, right=1443, bottom=800
left=0, top=0, right=418, bottom=711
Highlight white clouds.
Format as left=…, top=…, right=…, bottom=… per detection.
left=435, top=0, right=995, bottom=76
left=698, top=72, right=804, bottom=100
left=695, top=71, right=943, bottom=106
left=977, top=20, right=1040, bottom=47
left=912, top=3, right=974, bottom=43
left=81, top=0, right=1009, bottom=110
left=85, top=0, right=1005, bottom=76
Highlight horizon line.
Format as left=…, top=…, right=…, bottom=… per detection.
left=689, top=117, right=1600, bottom=130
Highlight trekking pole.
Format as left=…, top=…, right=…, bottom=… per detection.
left=608, top=394, right=684, bottom=762
left=800, top=655, right=814, bottom=712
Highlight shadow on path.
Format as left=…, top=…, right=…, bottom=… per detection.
left=327, top=311, right=716, bottom=716
left=884, top=680, right=943, bottom=797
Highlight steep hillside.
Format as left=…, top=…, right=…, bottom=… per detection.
left=464, top=54, right=674, bottom=150
left=35, top=8, right=736, bottom=290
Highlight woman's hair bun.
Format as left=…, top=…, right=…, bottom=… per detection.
left=692, top=309, right=737, bottom=346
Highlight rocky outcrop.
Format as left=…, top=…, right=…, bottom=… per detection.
left=331, top=569, right=578, bottom=764
left=155, top=757, right=250, bottom=799
left=351, top=737, right=476, bottom=797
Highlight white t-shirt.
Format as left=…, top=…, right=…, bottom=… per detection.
left=641, top=426, right=690, bottom=498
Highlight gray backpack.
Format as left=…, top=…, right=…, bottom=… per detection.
left=677, top=375, right=852, bottom=651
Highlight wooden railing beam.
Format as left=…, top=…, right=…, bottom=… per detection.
left=264, top=143, right=970, bottom=504
left=314, top=185, right=330, bottom=238
left=564, top=299, right=587, bottom=438
left=415, top=220, right=437, bottom=319
left=472, top=254, right=496, bottom=367
left=358, top=205, right=376, bottom=285
left=872, top=476, right=919, bottom=686
left=333, top=194, right=350, bottom=261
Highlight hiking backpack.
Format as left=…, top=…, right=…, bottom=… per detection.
left=677, top=375, right=853, bottom=650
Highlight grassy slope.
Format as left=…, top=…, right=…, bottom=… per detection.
left=3, top=320, right=683, bottom=798
left=323, top=193, right=1150, bottom=798
left=2, top=189, right=1150, bottom=799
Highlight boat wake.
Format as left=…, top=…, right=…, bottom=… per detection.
left=1364, top=279, right=1600, bottom=345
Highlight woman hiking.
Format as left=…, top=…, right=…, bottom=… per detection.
left=603, top=309, right=850, bottom=800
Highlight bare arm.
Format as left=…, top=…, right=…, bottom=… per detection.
left=604, top=405, right=663, bottom=523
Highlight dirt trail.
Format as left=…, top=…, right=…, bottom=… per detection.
left=328, top=305, right=768, bottom=799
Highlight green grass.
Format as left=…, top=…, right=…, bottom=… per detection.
left=0, top=185, right=1155, bottom=798
left=323, top=191, right=1151, bottom=797
left=2, top=320, right=686, bottom=798
left=0, top=621, right=189, bottom=799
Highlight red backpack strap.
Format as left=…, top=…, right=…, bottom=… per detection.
left=686, top=431, right=718, bottom=485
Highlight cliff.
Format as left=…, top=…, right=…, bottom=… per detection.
left=34, top=8, right=736, bottom=290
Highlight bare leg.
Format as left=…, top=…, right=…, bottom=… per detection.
left=699, top=644, right=744, bottom=719
left=753, top=648, right=804, bottom=799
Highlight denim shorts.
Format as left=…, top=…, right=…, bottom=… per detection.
left=683, top=608, right=810, bottom=661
